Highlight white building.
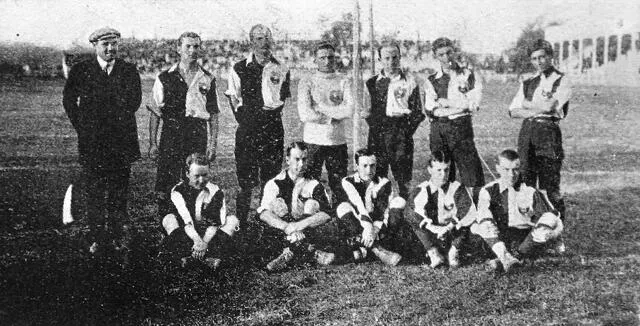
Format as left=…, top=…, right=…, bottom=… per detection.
left=546, top=4, right=640, bottom=86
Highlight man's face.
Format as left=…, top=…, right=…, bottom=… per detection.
left=496, top=157, right=520, bottom=187
left=250, top=27, right=273, bottom=57
left=286, top=147, right=308, bottom=178
left=316, top=48, right=336, bottom=73
left=356, top=155, right=377, bottom=182
left=428, top=161, right=450, bottom=188
left=379, top=46, right=401, bottom=74
left=434, top=46, right=455, bottom=67
left=186, top=163, right=210, bottom=190
left=93, top=38, right=119, bottom=62
left=530, top=49, right=552, bottom=73
left=178, top=37, right=201, bottom=63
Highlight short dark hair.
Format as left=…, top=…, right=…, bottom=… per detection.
left=528, top=39, right=554, bottom=57
left=431, top=37, right=454, bottom=53
left=286, top=141, right=307, bottom=157
left=354, top=148, right=376, bottom=164
left=185, top=152, right=209, bottom=170
left=428, top=150, right=451, bottom=167
left=498, top=149, right=519, bottom=162
left=249, top=24, right=271, bottom=41
left=315, top=42, right=335, bottom=55
left=377, top=42, right=402, bottom=58
left=178, top=32, right=201, bottom=46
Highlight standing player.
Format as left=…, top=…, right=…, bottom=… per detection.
left=476, top=150, right=564, bottom=264
left=509, top=39, right=571, bottom=241
left=258, top=142, right=336, bottom=272
left=62, top=27, right=141, bottom=257
left=335, top=149, right=406, bottom=266
left=225, top=24, right=291, bottom=229
left=159, top=153, right=238, bottom=270
left=406, top=151, right=519, bottom=271
left=424, top=37, right=485, bottom=189
left=364, top=43, right=425, bottom=200
left=297, top=42, right=353, bottom=201
left=149, top=32, right=219, bottom=214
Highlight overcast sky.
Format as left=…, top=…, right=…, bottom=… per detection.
left=0, top=0, right=637, bottom=53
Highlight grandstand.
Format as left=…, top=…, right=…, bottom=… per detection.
left=545, top=4, right=640, bottom=86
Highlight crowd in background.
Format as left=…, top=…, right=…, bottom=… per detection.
left=1, top=38, right=509, bottom=80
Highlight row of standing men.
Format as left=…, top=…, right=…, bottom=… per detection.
left=62, top=25, right=570, bottom=272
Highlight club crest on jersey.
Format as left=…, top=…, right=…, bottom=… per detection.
left=270, top=72, right=281, bottom=84
left=329, top=90, right=344, bottom=105
left=198, top=83, right=209, bottom=95
left=541, top=89, right=554, bottom=99
left=393, top=87, right=407, bottom=99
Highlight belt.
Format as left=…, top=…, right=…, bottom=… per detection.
left=529, top=116, right=560, bottom=124
left=430, top=114, right=471, bottom=123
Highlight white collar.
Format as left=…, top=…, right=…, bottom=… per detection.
left=377, top=69, right=404, bottom=81
left=246, top=52, right=277, bottom=66
left=96, top=55, right=113, bottom=69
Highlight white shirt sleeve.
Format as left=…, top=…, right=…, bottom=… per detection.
left=508, top=82, right=525, bottom=115
left=476, top=188, right=495, bottom=223
left=257, top=179, right=280, bottom=214
left=423, top=78, right=439, bottom=113
left=152, top=74, right=165, bottom=109
left=224, top=65, right=243, bottom=106
left=297, top=76, right=326, bottom=123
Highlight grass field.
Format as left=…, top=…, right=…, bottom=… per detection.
left=0, top=76, right=639, bottom=325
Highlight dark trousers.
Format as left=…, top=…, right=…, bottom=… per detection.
left=156, top=118, right=208, bottom=194
left=235, top=124, right=284, bottom=224
left=368, top=130, right=414, bottom=199
left=500, top=227, right=542, bottom=258
left=161, top=226, right=232, bottom=261
left=79, top=165, right=131, bottom=245
left=260, top=219, right=338, bottom=260
left=429, top=116, right=485, bottom=187
left=335, top=209, right=404, bottom=260
left=305, top=143, right=348, bottom=201
left=404, top=211, right=484, bottom=253
left=518, top=119, right=566, bottom=219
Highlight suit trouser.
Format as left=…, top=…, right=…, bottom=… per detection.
left=518, top=118, right=566, bottom=219
left=79, top=165, right=131, bottom=245
left=429, top=116, right=485, bottom=187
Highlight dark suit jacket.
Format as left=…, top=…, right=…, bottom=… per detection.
left=63, top=57, right=142, bottom=169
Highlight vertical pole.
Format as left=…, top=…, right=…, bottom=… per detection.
left=369, top=0, right=375, bottom=75
left=352, top=0, right=363, bottom=154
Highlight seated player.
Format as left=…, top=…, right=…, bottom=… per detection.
left=407, top=151, right=519, bottom=271
left=258, top=141, right=336, bottom=272
left=477, top=149, right=564, bottom=266
left=335, top=148, right=405, bottom=266
left=159, top=153, right=239, bottom=270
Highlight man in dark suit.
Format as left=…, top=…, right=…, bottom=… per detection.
left=63, top=27, right=142, bottom=256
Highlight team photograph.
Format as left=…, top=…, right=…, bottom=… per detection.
left=1, top=0, right=639, bottom=324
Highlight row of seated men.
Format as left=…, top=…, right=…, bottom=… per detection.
left=158, top=143, right=564, bottom=273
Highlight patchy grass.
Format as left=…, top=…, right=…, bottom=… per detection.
left=0, top=77, right=639, bottom=325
